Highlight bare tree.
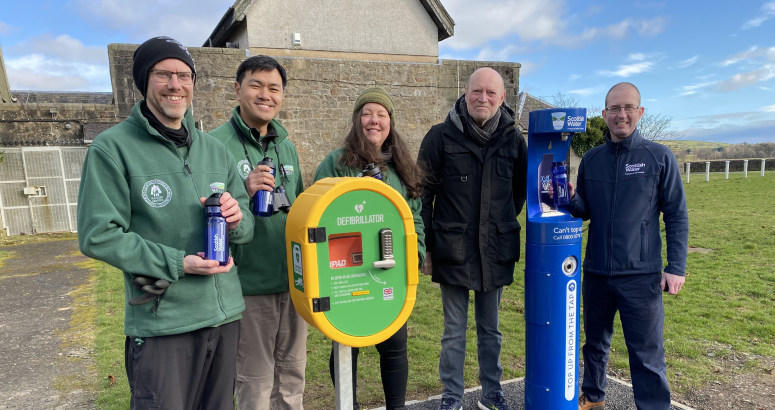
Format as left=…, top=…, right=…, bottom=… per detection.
left=547, top=90, right=581, bottom=108
left=637, top=111, right=683, bottom=143
left=546, top=91, right=603, bottom=117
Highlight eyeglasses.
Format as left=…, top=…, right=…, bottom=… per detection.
left=605, top=105, right=640, bottom=114
left=149, top=69, right=195, bottom=85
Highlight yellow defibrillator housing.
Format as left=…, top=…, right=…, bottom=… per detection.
left=286, top=177, right=418, bottom=347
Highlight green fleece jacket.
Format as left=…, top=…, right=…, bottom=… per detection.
left=313, top=148, right=426, bottom=267
left=209, top=107, right=304, bottom=295
left=78, top=101, right=254, bottom=337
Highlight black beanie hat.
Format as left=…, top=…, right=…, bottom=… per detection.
left=133, top=36, right=197, bottom=98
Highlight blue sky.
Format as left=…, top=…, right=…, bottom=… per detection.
left=1, top=0, right=774, bottom=144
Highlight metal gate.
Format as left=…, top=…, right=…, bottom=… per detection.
left=0, top=147, right=87, bottom=236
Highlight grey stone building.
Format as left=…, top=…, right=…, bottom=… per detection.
left=204, top=0, right=453, bottom=64
left=0, top=0, right=524, bottom=236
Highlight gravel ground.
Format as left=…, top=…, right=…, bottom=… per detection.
left=394, top=374, right=692, bottom=410
left=0, top=239, right=95, bottom=410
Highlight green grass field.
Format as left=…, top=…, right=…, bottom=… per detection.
left=88, top=172, right=775, bottom=409
left=660, top=140, right=733, bottom=151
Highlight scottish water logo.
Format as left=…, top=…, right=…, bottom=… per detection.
left=551, top=112, right=566, bottom=130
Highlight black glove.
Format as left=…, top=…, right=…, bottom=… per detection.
left=128, top=276, right=170, bottom=306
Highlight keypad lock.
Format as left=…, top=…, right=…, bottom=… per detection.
left=373, top=228, right=396, bottom=269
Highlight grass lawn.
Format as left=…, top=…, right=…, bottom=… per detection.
left=88, top=172, right=775, bottom=409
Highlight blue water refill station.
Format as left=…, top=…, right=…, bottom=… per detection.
left=524, top=108, right=586, bottom=410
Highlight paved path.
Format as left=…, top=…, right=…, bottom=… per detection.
left=0, top=239, right=95, bottom=409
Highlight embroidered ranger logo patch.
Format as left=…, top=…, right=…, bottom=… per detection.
left=142, top=179, right=172, bottom=208
left=238, top=160, right=252, bottom=180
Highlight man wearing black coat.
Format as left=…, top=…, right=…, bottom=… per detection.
left=418, top=67, right=527, bottom=410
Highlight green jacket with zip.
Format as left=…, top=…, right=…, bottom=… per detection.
left=313, top=148, right=426, bottom=267
left=77, top=101, right=254, bottom=337
left=209, top=107, right=304, bottom=295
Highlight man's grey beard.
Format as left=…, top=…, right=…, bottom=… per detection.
left=160, top=104, right=186, bottom=120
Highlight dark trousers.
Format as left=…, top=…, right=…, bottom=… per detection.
left=581, top=271, right=670, bottom=410
left=125, top=320, right=240, bottom=410
left=328, top=324, right=408, bottom=409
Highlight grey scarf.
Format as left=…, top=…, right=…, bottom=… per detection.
left=449, top=96, right=503, bottom=146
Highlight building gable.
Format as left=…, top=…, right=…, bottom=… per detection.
left=204, top=0, right=454, bottom=59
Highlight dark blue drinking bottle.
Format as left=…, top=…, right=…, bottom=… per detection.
left=552, top=161, right=570, bottom=207
left=205, top=193, right=229, bottom=266
left=361, top=163, right=383, bottom=180
left=253, top=157, right=276, bottom=217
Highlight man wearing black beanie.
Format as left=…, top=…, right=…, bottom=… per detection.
left=78, top=36, right=254, bottom=410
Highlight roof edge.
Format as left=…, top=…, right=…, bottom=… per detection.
left=419, top=0, right=455, bottom=41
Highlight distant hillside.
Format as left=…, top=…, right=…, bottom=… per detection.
left=658, top=140, right=733, bottom=151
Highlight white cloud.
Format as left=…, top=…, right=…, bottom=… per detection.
left=441, top=0, right=565, bottom=49
left=3, top=34, right=110, bottom=91
left=629, top=53, right=645, bottom=61
left=676, top=82, right=715, bottom=91
left=67, top=0, right=233, bottom=46
left=569, top=74, right=582, bottom=81
left=7, top=34, right=106, bottom=64
left=761, top=86, right=773, bottom=91
left=677, top=55, right=699, bottom=68
left=474, top=45, right=528, bottom=62
left=742, top=2, right=775, bottom=30
left=568, top=87, right=602, bottom=96
left=0, top=21, right=12, bottom=35
left=635, top=16, right=666, bottom=38
left=597, top=62, right=653, bottom=77
left=680, top=91, right=696, bottom=96
left=696, top=74, right=715, bottom=80
left=5, top=54, right=110, bottom=91
left=518, top=59, right=547, bottom=77
left=762, top=104, right=775, bottom=112
left=720, top=46, right=762, bottom=66
left=712, top=64, right=775, bottom=92
left=644, top=98, right=658, bottom=102
left=440, top=0, right=666, bottom=50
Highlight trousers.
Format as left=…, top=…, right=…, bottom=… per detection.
left=582, top=271, right=671, bottom=410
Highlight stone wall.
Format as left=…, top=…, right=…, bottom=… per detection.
left=0, top=102, right=119, bottom=146
left=108, top=44, right=521, bottom=185
left=9, top=91, right=113, bottom=105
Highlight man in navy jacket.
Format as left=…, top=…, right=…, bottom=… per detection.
left=565, top=82, right=689, bottom=410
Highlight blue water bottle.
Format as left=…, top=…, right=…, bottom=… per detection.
left=361, top=163, right=383, bottom=180
left=552, top=161, right=570, bottom=207
left=253, top=157, right=276, bottom=217
left=204, top=193, right=229, bottom=266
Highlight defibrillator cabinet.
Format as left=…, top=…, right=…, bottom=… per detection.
left=286, top=177, right=418, bottom=348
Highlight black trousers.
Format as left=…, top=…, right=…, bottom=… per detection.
left=581, top=271, right=670, bottom=410
left=329, top=323, right=408, bottom=409
left=125, top=320, right=240, bottom=410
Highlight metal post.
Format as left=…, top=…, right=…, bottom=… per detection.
left=762, top=159, right=766, bottom=177
left=744, top=160, right=748, bottom=178
left=725, top=161, right=730, bottom=179
left=685, top=162, right=691, bottom=183
left=705, top=162, right=710, bottom=182
left=334, top=341, right=353, bottom=410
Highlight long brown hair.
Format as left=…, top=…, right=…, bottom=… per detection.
left=340, top=108, right=424, bottom=198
